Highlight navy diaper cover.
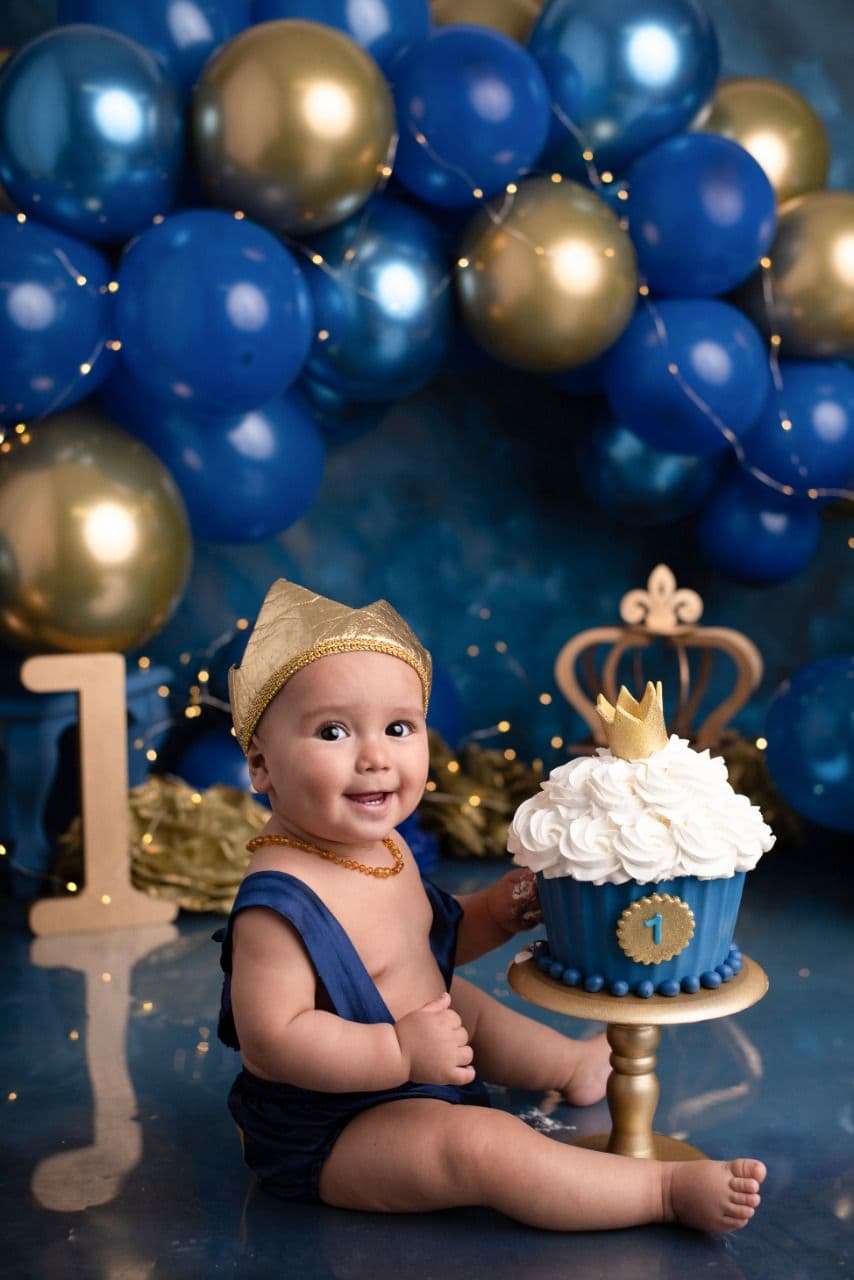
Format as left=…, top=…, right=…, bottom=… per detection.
left=217, top=870, right=490, bottom=1202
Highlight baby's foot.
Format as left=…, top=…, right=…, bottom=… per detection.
left=560, top=1032, right=611, bottom=1107
left=664, top=1158, right=766, bottom=1233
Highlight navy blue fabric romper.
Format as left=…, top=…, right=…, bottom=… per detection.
left=217, top=870, right=491, bottom=1202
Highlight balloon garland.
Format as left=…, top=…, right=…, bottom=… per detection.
left=0, top=1, right=850, bottom=642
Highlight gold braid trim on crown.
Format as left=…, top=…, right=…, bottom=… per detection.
left=595, top=681, right=669, bottom=760
left=236, top=638, right=431, bottom=752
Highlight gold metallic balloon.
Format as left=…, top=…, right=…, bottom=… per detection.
left=0, top=409, right=192, bottom=654
left=431, top=0, right=543, bottom=43
left=192, top=20, right=395, bottom=235
left=735, top=191, right=854, bottom=360
left=701, top=76, right=829, bottom=206
left=457, top=177, right=638, bottom=372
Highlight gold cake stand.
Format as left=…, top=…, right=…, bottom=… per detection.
left=508, top=952, right=768, bottom=1161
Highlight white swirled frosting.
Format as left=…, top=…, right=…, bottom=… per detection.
left=508, top=736, right=775, bottom=885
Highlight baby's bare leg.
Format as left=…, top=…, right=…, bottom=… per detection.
left=318, top=1097, right=765, bottom=1233
left=450, top=976, right=611, bottom=1105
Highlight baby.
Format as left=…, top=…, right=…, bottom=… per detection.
left=217, top=579, right=765, bottom=1232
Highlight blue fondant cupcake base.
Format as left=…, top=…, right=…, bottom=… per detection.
left=535, top=872, right=746, bottom=998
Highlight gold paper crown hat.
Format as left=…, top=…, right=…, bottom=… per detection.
left=595, top=681, right=669, bottom=760
left=229, top=580, right=432, bottom=752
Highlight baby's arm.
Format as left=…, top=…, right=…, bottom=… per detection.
left=454, top=868, right=542, bottom=965
left=231, top=907, right=475, bottom=1091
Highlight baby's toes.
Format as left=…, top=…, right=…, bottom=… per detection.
left=731, top=1176, right=761, bottom=1196
left=731, top=1158, right=766, bottom=1186
left=730, top=1190, right=761, bottom=1207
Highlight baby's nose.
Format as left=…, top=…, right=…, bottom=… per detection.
left=358, top=737, right=390, bottom=770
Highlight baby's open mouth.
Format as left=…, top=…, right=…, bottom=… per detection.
left=346, top=792, right=391, bottom=807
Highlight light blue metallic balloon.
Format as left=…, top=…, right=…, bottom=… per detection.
left=697, top=470, right=820, bottom=584
left=250, top=0, right=430, bottom=72
left=98, top=369, right=326, bottom=543
left=0, top=25, right=184, bottom=244
left=765, top=656, right=854, bottom=833
left=0, top=214, right=116, bottom=423
left=390, top=26, right=551, bottom=208
left=528, top=0, right=719, bottom=178
left=302, top=198, right=452, bottom=403
left=56, top=0, right=249, bottom=96
left=578, top=419, right=723, bottom=526
left=115, top=209, right=314, bottom=415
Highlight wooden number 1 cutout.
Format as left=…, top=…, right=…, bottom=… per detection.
left=23, top=653, right=178, bottom=937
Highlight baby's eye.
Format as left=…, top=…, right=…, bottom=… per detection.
left=386, top=721, right=414, bottom=738
left=318, top=723, right=348, bottom=741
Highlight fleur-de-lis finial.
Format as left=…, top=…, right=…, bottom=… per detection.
left=619, top=565, right=703, bottom=635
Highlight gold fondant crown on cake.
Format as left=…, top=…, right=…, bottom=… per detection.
left=229, top=579, right=432, bottom=752
left=595, top=681, right=668, bottom=760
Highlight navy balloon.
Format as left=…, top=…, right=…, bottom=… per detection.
left=251, top=0, right=430, bottom=72
left=627, top=134, right=777, bottom=296
left=604, top=299, right=771, bottom=456
left=390, top=26, right=551, bottom=208
left=528, top=0, right=719, bottom=177
left=175, top=729, right=253, bottom=792
left=765, top=656, right=854, bottom=832
left=56, top=0, right=249, bottom=95
left=296, top=375, right=386, bottom=446
left=0, top=26, right=184, bottom=243
left=207, top=628, right=250, bottom=703
left=302, top=198, right=451, bottom=403
left=98, top=370, right=326, bottom=543
left=0, top=216, right=116, bottom=422
left=741, top=361, right=854, bottom=495
left=115, top=210, right=314, bottom=415
left=697, top=471, right=820, bottom=584
left=579, top=419, right=723, bottom=525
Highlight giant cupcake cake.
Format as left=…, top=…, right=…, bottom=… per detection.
left=509, top=682, right=775, bottom=998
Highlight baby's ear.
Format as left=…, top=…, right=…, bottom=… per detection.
left=246, top=736, right=271, bottom=794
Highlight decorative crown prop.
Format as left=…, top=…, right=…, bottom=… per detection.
left=596, top=681, right=669, bottom=760
left=229, top=579, right=432, bottom=752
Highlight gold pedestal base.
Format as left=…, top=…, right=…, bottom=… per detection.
left=508, top=953, right=768, bottom=1161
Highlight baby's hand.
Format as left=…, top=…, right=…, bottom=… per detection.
left=487, top=867, right=543, bottom=935
left=394, top=992, right=475, bottom=1086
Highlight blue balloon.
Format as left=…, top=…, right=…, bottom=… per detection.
left=579, top=419, right=723, bottom=525
left=604, top=299, right=771, bottom=456
left=0, top=25, right=184, bottom=243
left=302, top=198, right=452, bottom=403
left=390, top=26, right=551, bottom=208
left=528, top=0, right=719, bottom=178
left=175, top=729, right=253, bottom=791
left=57, top=1, right=249, bottom=96
left=115, top=209, right=314, bottom=415
left=251, top=0, right=430, bottom=72
left=0, top=215, right=116, bottom=422
left=696, top=470, right=821, bottom=584
left=627, top=134, right=777, bottom=296
left=296, top=375, right=386, bottom=445
left=98, top=369, right=326, bottom=542
left=741, top=361, right=854, bottom=496
left=206, top=628, right=250, bottom=702
left=765, top=656, right=854, bottom=833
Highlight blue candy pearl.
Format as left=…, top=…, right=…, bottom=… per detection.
left=636, top=980, right=655, bottom=998
left=584, top=974, right=605, bottom=993
left=549, top=961, right=564, bottom=981
left=701, top=970, right=722, bottom=989
left=729, top=955, right=743, bottom=974
left=658, top=980, right=680, bottom=997
left=536, top=954, right=552, bottom=972
left=717, top=963, right=734, bottom=982
left=610, top=980, right=630, bottom=997
left=681, top=976, right=701, bottom=994
left=561, top=968, right=581, bottom=987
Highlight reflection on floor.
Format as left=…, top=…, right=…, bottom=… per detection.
left=1, top=837, right=851, bottom=1280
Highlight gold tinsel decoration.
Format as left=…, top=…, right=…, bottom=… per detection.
left=418, top=729, right=543, bottom=859
left=57, top=775, right=269, bottom=913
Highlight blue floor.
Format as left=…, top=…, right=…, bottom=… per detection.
left=1, top=837, right=852, bottom=1280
